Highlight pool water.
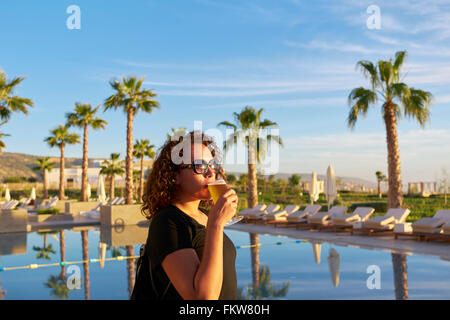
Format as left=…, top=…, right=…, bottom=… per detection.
left=1, top=225, right=449, bottom=300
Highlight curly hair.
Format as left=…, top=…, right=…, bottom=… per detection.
left=141, top=130, right=226, bottom=220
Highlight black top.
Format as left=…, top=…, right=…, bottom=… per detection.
left=145, top=204, right=237, bottom=300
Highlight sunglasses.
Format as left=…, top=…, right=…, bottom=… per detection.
left=179, top=159, right=221, bottom=175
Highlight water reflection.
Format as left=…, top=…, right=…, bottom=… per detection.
left=0, top=224, right=421, bottom=300
left=392, top=253, right=409, bottom=300
left=238, top=232, right=290, bottom=300
left=33, top=232, right=57, bottom=260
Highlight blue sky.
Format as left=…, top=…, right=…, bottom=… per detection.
left=1, top=0, right=449, bottom=183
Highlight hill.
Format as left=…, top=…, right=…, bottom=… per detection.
left=0, top=152, right=106, bottom=182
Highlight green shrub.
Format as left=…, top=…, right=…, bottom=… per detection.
left=37, top=208, right=60, bottom=215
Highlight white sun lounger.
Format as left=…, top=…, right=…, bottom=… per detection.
left=307, top=206, right=348, bottom=225
left=238, top=204, right=267, bottom=218
left=332, top=207, right=375, bottom=226
left=285, top=204, right=322, bottom=223
left=411, top=210, right=450, bottom=234
left=37, top=196, right=59, bottom=209
left=262, top=205, right=300, bottom=221
left=247, top=204, right=280, bottom=220
left=363, top=208, right=411, bottom=230
left=1, top=200, right=19, bottom=210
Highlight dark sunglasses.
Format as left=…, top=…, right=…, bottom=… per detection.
left=179, top=159, right=221, bottom=175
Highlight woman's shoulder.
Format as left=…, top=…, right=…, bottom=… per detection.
left=150, top=205, right=187, bottom=229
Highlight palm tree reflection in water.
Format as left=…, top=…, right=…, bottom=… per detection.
left=392, top=253, right=409, bottom=300
left=238, top=233, right=290, bottom=300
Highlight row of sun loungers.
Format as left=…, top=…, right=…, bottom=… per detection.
left=238, top=204, right=450, bottom=241
left=79, top=197, right=126, bottom=219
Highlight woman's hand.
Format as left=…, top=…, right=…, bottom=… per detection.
left=208, top=188, right=238, bottom=228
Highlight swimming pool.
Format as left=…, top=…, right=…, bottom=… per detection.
left=1, top=225, right=449, bottom=300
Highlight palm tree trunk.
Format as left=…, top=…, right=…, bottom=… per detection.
left=81, top=230, right=90, bottom=300
left=59, top=143, right=65, bottom=200
left=109, top=175, right=115, bottom=199
left=59, top=230, right=66, bottom=280
left=125, top=109, right=134, bottom=204
left=392, top=253, right=408, bottom=300
left=378, top=180, right=382, bottom=199
left=43, top=169, right=49, bottom=199
left=126, top=245, right=135, bottom=298
left=139, top=157, right=144, bottom=203
left=250, top=233, right=260, bottom=291
left=247, top=145, right=258, bottom=208
left=81, top=124, right=88, bottom=202
left=384, top=102, right=403, bottom=208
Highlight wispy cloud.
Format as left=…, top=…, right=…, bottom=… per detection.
left=285, top=40, right=391, bottom=55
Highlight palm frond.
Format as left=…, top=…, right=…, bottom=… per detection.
left=402, top=88, right=433, bottom=127
left=347, top=87, right=378, bottom=129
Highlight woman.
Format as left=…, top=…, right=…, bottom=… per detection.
left=131, top=131, right=238, bottom=300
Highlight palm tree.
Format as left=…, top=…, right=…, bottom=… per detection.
left=45, top=273, right=70, bottom=299
left=375, top=171, right=387, bottom=199
left=133, top=139, right=156, bottom=202
left=0, top=121, right=9, bottom=153
left=66, top=103, right=108, bottom=202
left=220, top=107, right=283, bottom=287
left=239, top=265, right=290, bottom=300
left=100, top=153, right=125, bottom=199
left=104, top=76, right=160, bottom=204
left=44, top=125, right=80, bottom=200
left=348, top=51, right=433, bottom=208
left=218, top=106, right=283, bottom=209
left=33, top=157, right=56, bottom=199
left=166, top=126, right=188, bottom=140
left=0, top=70, right=34, bottom=121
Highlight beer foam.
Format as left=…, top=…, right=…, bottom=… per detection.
left=208, top=179, right=226, bottom=185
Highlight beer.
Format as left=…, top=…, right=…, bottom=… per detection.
left=208, top=179, right=228, bottom=204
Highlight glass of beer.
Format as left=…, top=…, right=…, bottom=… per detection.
left=208, top=179, right=243, bottom=226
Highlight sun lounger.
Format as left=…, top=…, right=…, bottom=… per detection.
left=1, top=200, right=19, bottom=210
left=332, top=207, right=375, bottom=226
left=80, top=197, right=126, bottom=219
left=262, top=205, right=300, bottom=222
left=411, top=210, right=450, bottom=234
left=247, top=204, right=280, bottom=220
left=352, top=208, right=410, bottom=235
left=285, top=204, right=322, bottom=223
left=306, top=206, right=348, bottom=226
left=115, top=197, right=126, bottom=205
left=238, top=204, right=267, bottom=218
left=37, top=196, right=59, bottom=209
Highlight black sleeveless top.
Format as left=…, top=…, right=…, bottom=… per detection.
left=145, top=204, right=237, bottom=300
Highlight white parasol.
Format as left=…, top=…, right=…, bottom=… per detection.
left=98, top=242, right=107, bottom=268
left=4, top=187, right=10, bottom=202
left=327, top=247, right=340, bottom=287
left=97, top=175, right=106, bottom=203
left=309, top=172, right=319, bottom=204
left=30, top=187, right=36, bottom=200
left=86, top=182, right=91, bottom=200
left=312, top=242, right=322, bottom=264
left=325, top=164, right=338, bottom=210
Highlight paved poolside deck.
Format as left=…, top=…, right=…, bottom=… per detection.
left=227, top=223, right=450, bottom=261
